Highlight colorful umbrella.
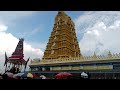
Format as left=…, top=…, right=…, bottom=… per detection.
left=13, top=72, right=34, bottom=79
left=21, top=72, right=33, bottom=78
left=55, top=72, right=73, bottom=79
left=27, top=73, right=33, bottom=78
left=13, top=72, right=24, bottom=79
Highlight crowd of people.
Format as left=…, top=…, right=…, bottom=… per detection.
left=9, top=67, right=20, bottom=74
left=0, top=71, right=90, bottom=79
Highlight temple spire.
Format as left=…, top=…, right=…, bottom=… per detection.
left=108, top=51, right=112, bottom=58
left=108, top=51, right=112, bottom=55
left=42, top=11, right=81, bottom=59
left=58, top=11, right=65, bottom=14
left=93, top=52, right=97, bottom=59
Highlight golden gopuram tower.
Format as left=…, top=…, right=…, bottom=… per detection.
left=43, top=11, right=81, bottom=60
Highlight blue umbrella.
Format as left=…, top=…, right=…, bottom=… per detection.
left=13, top=72, right=24, bottom=79
left=21, top=72, right=33, bottom=78
left=13, top=72, right=24, bottom=77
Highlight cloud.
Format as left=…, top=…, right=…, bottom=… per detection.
left=0, top=24, right=8, bottom=32
left=24, top=43, right=44, bottom=59
left=0, top=24, right=44, bottom=71
left=75, top=11, right=120, bottom=56
left=26, top=41, right=47, bottom=51
left=16, top=25, right=43, bottom=38
left=0, top=11, right=37, bottom=25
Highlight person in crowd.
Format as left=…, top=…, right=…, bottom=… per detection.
left=2, top=73, right=8, bottom=79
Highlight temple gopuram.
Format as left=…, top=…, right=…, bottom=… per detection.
left=29, top=11, right=120, bottom=79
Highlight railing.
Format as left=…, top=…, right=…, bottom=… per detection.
left=30, top=52, right=120, bottom=65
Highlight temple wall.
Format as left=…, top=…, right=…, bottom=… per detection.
left=97, top=65, right=113, bottom=70
left=52, top=67, right=61, bottom=70
left=49, top=65, right=113, bottom=71
left=61, top=67, right=71, bottom=70
left=71, top=66, right=80, bottom=70
left=83, top=66, right=96, bottom=70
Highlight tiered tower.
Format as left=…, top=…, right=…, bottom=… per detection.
left=43, top=11, right=81, bottom=59
left=11, top=38, right=24, bottom=58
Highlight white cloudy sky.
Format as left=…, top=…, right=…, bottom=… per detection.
left=0, top=11, right=120, bottom=71
left=75, top=11, right=120, bottom=56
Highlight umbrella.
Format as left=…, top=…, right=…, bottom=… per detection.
left=81, top=72, right=88, bottom=78
left=13, top=72, right=24, bottom=79
left=40, top=75, right=46, bottom=79
left=13, top=72, right=34, bottom=79
left=32, top=73, right=37, bottom=79
left=21, top=72, right=33, bottom=78
left=55, top=72, right=73, bottom=79
left=3, top=72, right=14, bottom=78
left=27, top=73, right=33, bottom=78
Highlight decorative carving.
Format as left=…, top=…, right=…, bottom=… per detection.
left=51, top=50, right=54, bottom=54
left=108, top=51, right=112, bottom=58
left=31, top=51, right=120, bottom=65
left=93, top=52, right=97, bottom=59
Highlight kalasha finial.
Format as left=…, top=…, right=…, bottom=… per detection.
left=58, top=11, right=65, bottom=14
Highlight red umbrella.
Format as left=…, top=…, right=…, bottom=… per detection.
left=32, top=73, right=37, bottom=79
left=55, top=72, right=73, bottom=79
